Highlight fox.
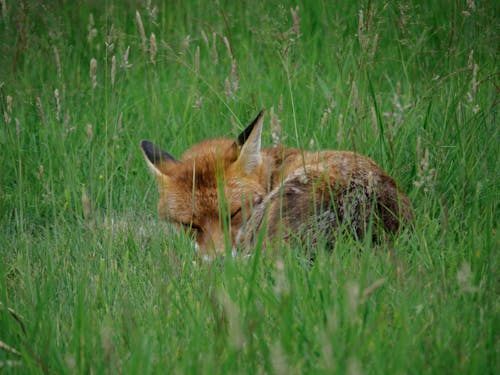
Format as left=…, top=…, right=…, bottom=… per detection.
left=141, top=110, right=413, bottom=256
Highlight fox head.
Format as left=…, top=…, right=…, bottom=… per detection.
left=141, top=110, right=267, bottom=254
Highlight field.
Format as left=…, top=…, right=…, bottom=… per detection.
left=0, top=0, right=498, bottom=373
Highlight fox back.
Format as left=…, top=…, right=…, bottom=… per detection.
left=141, top=110, right=413, bottom=255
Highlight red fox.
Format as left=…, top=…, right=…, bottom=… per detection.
left=141, top=110, right=413, bottom=255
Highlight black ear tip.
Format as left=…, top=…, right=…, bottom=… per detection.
left=140, top=140, right=152, bottom=151
left=140, top=139, right=178, bottom=164
left=140, top=140, right=157, bottom=163
left=236, top=109, right=266, bottom=146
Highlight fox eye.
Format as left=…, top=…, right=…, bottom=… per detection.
left=230, top=207, right=242, bottom=219
left=180, top=222, right=202, bottom=232
left=253, top=195, right=263, bottom=205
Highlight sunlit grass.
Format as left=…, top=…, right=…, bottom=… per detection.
left=0, top=1, right=497, bottom=373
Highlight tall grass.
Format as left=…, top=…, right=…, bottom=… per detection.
left=0, top=0, right=497, bottom=373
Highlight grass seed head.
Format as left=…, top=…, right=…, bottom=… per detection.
left=150, top=33, right=157, bottom=64
left=200, top=29, right=209, bottom=49
left=0, top=0, right=6, bottom=22
left=230, top=59, right=239, bottom=92
left=36, top=97, right=46, bottom=126
left=336, top=113, right=343, bottom=143
left=181, top=35, right=191, bottom=54
left=212, top=32, right=218, bottom=65
left=217, top=289, right=245, bottom=349
left=135, top=10, right=147, bottom=52
left=223, top=36, right=232, bottom=58
left=54, top=89, right=60, bottom=121
left=270, top=106, right=282, bottom=146
left=15, top=118, right=20, bottom=137
left=194, top=45, right=200, bottom=75
left=290, top=5, right=301, bottom=37
left=86, top=123, right=94, bottom=141
left=53, top=46, right=61, bottom=78
left=111, top=55, right=116, bottom=87
left=4, top=95, right=12, bottom=124
left=224, top=77, right=232, bottom=100
left=82, top=190, right=91, bottom=219
left=87, top=13, right=97, bottom=43
left=122, top=46, right=132, bottom=69
left=271, top=341, right=289, bottom=375
left=90, top=58, right=97, bottom=89
left=116, top=111, right=123, bottom=133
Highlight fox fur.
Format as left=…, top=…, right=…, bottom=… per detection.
left=141, top=110, right=413, bottom=255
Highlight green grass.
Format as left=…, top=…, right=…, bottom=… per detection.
left=0, top=0, right=498, bottom=373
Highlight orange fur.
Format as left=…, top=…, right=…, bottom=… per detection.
left=141, top=111, right=413, bottom=255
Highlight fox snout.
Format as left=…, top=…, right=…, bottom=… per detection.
left=194, top=222, right=234, bottom=254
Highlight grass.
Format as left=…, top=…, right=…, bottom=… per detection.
left=0, top=0, right=498, bottom=373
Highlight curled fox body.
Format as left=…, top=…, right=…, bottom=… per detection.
left=141, top=110, right=413, bottom=255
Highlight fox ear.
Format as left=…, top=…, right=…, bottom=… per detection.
left=234, top=110, right=265, bottom=174
left=140, top=140, right=178, bottom=176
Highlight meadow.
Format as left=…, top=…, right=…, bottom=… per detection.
left=0, top=0, right=498, bottom=373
